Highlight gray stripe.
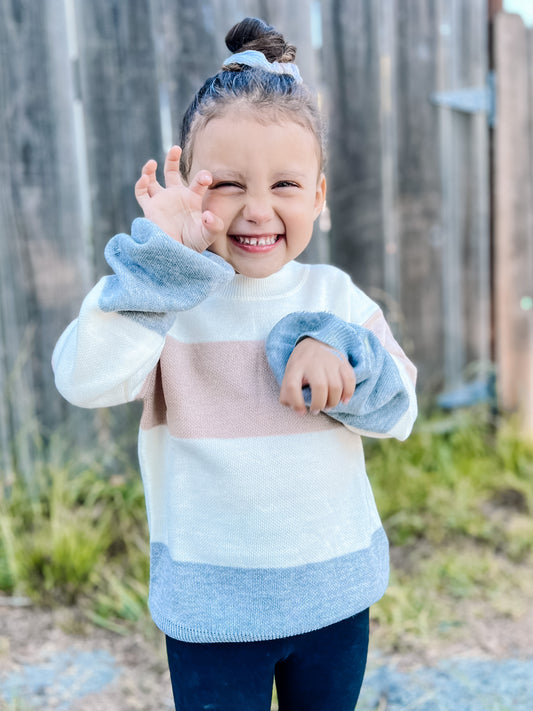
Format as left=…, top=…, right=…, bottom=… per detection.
left=148, top=528, right=389, bottom=643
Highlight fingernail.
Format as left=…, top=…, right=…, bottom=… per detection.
left=310, top=409, right=320, bottom=416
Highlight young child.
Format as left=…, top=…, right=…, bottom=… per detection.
left=53, top=17, right=417, bottom=711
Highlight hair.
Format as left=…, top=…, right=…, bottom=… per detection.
left=179, top=17, right=325, bottom=179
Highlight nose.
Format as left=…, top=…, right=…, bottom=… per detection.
left=242, top=193, right=274, bottom=224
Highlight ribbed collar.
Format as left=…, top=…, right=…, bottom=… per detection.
left=217, top=261, right=310, bottom=301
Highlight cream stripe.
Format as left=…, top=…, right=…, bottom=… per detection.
left=167, top=263, right=377, bottom=344
left=139, top=427, right=383, bottom=568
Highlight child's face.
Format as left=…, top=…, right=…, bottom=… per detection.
left=188, top=112, right=326, bottom=278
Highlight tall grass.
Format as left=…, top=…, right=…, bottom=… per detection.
left=0, top=434, right=150, bottom=631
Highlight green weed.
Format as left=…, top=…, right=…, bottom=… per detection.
left=366, top=407, right=533, bottom=647
left=0, top=434, right=149, bottom=627
left=366, top=408, right=533, bottom=552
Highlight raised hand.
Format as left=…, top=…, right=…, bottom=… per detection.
left=134, top=145, right=224, bottom=253
left=279, top=337, right=356, bottom=415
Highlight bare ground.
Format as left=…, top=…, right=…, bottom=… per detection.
left=0, top=601, right=173, bottom=710
left=1, top=594, right=532, bottom=711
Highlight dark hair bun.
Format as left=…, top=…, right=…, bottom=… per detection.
left=225, top=17, right=296, bottom=63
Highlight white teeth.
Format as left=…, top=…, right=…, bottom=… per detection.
left=234, top=235, right=278, bottom=246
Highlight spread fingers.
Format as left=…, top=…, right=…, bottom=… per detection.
left=163, top=146, right=183, bottom=187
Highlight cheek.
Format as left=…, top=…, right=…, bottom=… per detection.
left=285, top=201, right=316, bottom=226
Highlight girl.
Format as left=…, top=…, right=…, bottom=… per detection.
left=53, top=17, right=417, bottom=711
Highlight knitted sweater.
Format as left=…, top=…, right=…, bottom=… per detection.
left=52, top=218, right=417, bottom=643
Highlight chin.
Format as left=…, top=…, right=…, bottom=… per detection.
left=236, top=263, right=283, bottom=279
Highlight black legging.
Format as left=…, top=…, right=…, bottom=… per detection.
left=165, top=608, right=369, bottom=710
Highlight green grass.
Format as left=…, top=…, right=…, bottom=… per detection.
left=1, top=407, right=532, bottom=649
left=366, top=407, right=533, bottom=648
left=369, top=408, right=533, bottom=554
left=0, top=435, right=150, bottom=631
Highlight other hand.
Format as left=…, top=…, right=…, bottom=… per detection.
left=279, top=337, right=356, bottom=415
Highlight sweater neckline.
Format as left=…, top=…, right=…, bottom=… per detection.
left=218, top=261, right=309, bottom=301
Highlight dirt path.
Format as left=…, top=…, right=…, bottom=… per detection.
left=1, top=597, right=532, bottom=710
left=0, top=601, right=173, bottom=710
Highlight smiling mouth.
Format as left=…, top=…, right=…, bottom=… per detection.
left=230, top=234, right=283, bottom=248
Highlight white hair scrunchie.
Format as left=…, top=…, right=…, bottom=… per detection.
left=222, top=49, right=303, bottom=84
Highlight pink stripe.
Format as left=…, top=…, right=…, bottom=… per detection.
left=363, top=310, right=417, bottom=385
left=140, top=338, right=340, bottom=439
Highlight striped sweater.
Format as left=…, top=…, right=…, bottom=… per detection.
left=52, top=218, right=417, bottom=643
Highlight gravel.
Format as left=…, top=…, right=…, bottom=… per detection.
left=359, top=654, right=533, bottom=710
left=1, top=600, right=532, bottom=710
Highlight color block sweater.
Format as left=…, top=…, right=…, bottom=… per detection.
left=52, top=218, right=417, bottom=643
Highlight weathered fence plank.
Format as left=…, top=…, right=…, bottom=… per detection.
left=494, top=12, right=533, bottom=433
left=460, top=3, right=491, bottom=383
left=321, top=0, right=385, bottom=294
left=393, top=0, right=444, bottom=392
left=434, top=0, right=491, bottom=390
left=74, top=0, right=164, bottom=280
left=0, top=0, right=96, bottom=479
left=151, top=0, right=223, bottom=146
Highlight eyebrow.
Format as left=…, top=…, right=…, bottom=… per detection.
left=274, top=170, right=323, bottom=186
left=272, top=171, right=308, bottom=181
left=210, top=170, right=244, bottom=181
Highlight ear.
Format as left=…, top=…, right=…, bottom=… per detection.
left=313, top=173, right=327, bottom=219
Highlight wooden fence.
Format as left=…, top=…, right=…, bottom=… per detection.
left=0, top=0, right=532, bottom=479
left=494, top=12, right=533, bottom=435
left=322, top=0, right=492, bottom=399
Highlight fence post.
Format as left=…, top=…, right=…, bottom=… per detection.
left=494, top=12, right=533, bottom=435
